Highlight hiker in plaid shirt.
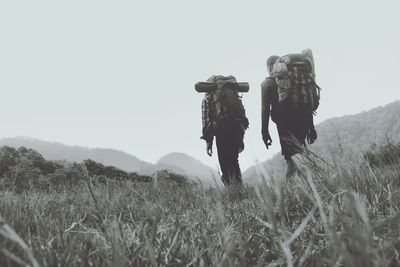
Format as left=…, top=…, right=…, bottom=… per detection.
left=200, top=76, right=248, bottom=186
left=201, top=93, right=215, bottom=146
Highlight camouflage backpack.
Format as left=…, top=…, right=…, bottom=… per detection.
left=272, top=49, right=321, bottom=111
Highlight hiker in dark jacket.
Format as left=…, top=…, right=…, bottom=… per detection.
left=201, top=75, right=249, bottom=186
left=261, top=56, right=317, bottom=177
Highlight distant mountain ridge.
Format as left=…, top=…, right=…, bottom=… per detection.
left=0, top=137, right=157, bottom=174
left=244, top=100, right=400, bottom=181
left=157, top=152, right=219, bottom=183
left=0, top=137, right=218, bottom=182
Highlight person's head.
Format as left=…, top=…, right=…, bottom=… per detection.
left=266, top=55, right=280, bottom=75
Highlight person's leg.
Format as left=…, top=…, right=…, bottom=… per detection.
left=276, top=103, right=313, bottom=178
left=225, top=147, right=242, bottom=185
left=285, top=156, right=297, bottom=178
left=231, top=123, right=244, bottom=185
left=292, top=104, right=313, bottom=146
left=284, top=106, right=314, bottom=178
left=223, top=139, right=241, bottom=185
left=277, top=122, right=300, bottom=178
left=215, top=133, right=230, bottom=186
left=216, top=122, right=243, bottom=186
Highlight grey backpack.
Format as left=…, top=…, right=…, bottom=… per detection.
left=272, top=50, right=321, bottom=111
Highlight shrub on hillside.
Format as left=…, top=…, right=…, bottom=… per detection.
left=0, top=146, right=63, bottom=177
left=0, top=146, right=65, bottom=191
left=84, top=159, right=153, bottom=183
left=0, top=146, right=158, bottom=191
left=364, top=142, right=400, bottom=167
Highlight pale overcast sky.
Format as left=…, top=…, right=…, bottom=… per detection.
left=1, top=0, right=399, bottom=170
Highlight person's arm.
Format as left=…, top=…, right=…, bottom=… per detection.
left=306, top=112, right=317, bottom=144
left=261, top=79, right=270, bottom=135
left=201, top=95, right=214, bottom=155
left=261, top=79, right=273, bottom=148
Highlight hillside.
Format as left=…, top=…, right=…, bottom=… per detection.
left=157, top=152, right=219, bottom=183
left=0, top=146, right=194, bottom=192
left=244, top=100, right=400, bottom=181
left=2, top=139, right=400, bottom=266
left=0, top=137, right=158, bottom=175
left=0, top=137, right=219, bottom=182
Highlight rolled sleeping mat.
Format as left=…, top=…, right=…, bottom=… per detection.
left=280, top=53, right=309, bottom=65
left=195, top=82, right=249, bottom=93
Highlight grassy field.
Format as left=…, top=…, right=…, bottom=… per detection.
left=0, top=148, right=400, bottom=267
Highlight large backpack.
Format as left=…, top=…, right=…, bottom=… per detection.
left=272, top=49, right=321, bottom=111
left=206, top=75, right=249, bottom=129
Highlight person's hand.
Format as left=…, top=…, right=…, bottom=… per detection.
left=262, top=131, right=272, bottom=149
left=206, top=141, right=213, bottom=157
left=307, top=128, right=317, bottom=144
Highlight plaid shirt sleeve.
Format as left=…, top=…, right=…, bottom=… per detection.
left=201, top=94, right=214, bottom=143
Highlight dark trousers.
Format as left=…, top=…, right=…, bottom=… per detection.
left=276, top=102, right=313, bottom=159
left=215, top=120, right=244, bottom=186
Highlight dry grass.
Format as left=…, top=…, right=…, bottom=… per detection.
left=0, top=149, right=399, bottom=267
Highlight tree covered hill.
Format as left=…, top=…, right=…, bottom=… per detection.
left=312, top=100, right=400, bottom=159
left=244, top=100, right=400, bottom=181
left=0, top=146, right=193, bottom=191
left=0, top=137, right=218, bottom=182
left=0, top=137, right=157, bottom=174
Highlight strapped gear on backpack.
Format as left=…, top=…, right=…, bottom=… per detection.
left=206, top=75, right=249, bottom=131
left=207, top=75, right=249, bottom=129
left=272, top=49, right=321, bottom=112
